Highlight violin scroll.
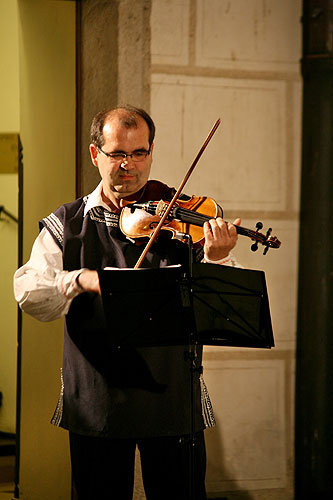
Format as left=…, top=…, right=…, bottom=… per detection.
left=241, top=221, right=280, bottom=254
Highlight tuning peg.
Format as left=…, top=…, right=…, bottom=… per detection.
left=251, top=242, right=258, bottom=252
left=266, top=227, right=272, bottom=237
left=256, top=221, right=263, bottom=231
left=263, top=246, right=269, bottom=255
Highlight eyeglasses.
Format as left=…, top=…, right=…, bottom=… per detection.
left=97, top=146, right=151, bottom=163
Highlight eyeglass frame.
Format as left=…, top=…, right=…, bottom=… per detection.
left=96, top=145, right=152, bottom=163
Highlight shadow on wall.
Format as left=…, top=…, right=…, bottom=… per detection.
left=205, top=418, right=253, bottom=500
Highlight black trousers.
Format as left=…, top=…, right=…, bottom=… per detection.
left=69, top=431, right=207, bottom=500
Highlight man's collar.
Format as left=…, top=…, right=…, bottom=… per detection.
left=83, top=181, right=110, bottom=216
left=83, top=181, right=151, bottom=216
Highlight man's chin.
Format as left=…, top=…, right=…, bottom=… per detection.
left=114, top=181, right=145, bottom=197
left=114, top=183, right=136, bottom=194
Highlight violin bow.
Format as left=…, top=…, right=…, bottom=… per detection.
left=134, top=118, right=221, bottom=269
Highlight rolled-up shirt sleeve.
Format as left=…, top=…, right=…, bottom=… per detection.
left=13, top=228, right=85, bottom=322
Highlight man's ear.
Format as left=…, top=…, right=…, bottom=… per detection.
left=89, top=144, right=99, bottom=167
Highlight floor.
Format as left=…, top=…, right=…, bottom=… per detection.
left=0, top=483, right=14, bottom=500
left=0, top=433, right=16, bottom=500
left=0, top=454, right=146, bottom=500
left=0, top=450, right=223, bottom=500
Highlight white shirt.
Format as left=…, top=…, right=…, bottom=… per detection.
left=13, top=182, right=241, bottom=322
left=13, top=182, right=109, bottom=322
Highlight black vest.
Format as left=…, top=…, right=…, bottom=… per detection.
left=40, top=181, right=206, bottom=438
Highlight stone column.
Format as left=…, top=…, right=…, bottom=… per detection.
left=78, top=0, right=152, bottom=196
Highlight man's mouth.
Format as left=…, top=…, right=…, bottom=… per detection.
left=119, top=174, right=135, bottom=180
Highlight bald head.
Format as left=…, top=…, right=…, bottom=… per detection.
left=90, top=105, right=155, bottom=149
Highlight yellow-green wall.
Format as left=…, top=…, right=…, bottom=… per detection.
left=18, top=0, right=76, bottom=498
left=0, top=0, right=20, bottom=435
left=0, top=0, right=20, bottom=131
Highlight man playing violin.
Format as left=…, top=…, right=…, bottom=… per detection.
left=14, top=105, right=240, bottom=500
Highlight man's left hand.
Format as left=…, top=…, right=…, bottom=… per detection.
left=203, top=217, right=241, bottom=261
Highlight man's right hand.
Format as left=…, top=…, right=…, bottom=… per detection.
left=77, top=270, right=101, bottom=295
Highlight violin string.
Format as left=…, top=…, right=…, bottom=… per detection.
left=173, top=208, right=266, bottom=244
left=174, top=207, right=211, bottom=226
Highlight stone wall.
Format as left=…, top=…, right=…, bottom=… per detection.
left=149, top=1, right=301, bottom=499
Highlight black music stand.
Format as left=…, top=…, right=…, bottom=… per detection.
left=98, top=264, right=274, bottom=349
left=98, top=264, right=274, bottom=499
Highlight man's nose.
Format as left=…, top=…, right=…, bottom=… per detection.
left=120, top=160, right=129, bottom=170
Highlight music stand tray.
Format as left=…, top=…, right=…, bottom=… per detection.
left=99, top=264, right=274, bottom=349
left=98, top=265, right=188, bottom=348
left=192, top=263, right=274, bottom=348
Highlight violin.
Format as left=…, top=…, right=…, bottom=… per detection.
left=120, top=195, right=281, bottom=254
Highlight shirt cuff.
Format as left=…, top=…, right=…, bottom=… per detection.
left=202, top=253, right=232, bottom=265
left=57, top=269, right=87, bottom=299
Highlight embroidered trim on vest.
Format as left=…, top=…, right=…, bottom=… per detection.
left=88, top=206, right=119, bottom=227
left=51, top=368, right=64, bottom=427
left=42, top=213, right=64, bottom=246
left=200, top=374, right=216, bottom=428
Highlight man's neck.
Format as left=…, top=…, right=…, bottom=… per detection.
left=101, top=185, right=147, bottom=211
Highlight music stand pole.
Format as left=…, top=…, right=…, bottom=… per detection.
left=179, top=233, right=200, bottom=500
